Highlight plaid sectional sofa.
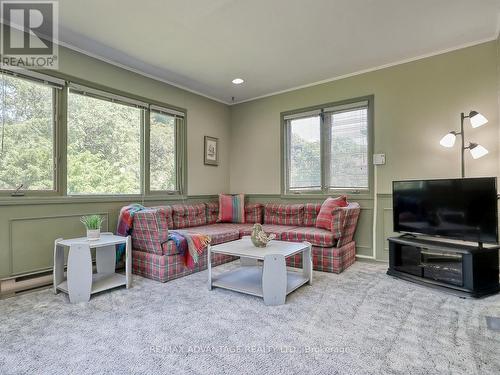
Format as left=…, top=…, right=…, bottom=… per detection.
left=130, top=201, right=361, bottom=282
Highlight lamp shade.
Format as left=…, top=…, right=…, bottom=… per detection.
left=469, top=143, right=488, bottom=159
left=469, top=111, right=488, bottom=128
left=440, top=132, right=456, bottom=148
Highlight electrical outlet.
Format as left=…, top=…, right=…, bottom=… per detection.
left=373, top=153, right=386, bottom=165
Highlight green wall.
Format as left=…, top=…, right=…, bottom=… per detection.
left=57, top=47, right=231, bottom=196
left=1, top=41, right=499, bottom=280
left=230, top=41, right=500, bottom=261
left=0, top=46, right=231, bottom=279
left=230, top=41, right=499, bottom=194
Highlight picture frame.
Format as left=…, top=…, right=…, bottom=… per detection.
left=204, top=136, right=219, bottom=166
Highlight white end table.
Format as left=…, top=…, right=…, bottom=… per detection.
left=208, top=237, right=312, bottom=306
left=53, top=233, right=131, bottom=303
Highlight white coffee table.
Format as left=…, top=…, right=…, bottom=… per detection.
left=208, top=237, right=312, bottom=306
left=53, top=233, right=131, bottom=303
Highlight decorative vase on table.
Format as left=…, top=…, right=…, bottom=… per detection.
left=251, top=224, right=276, bottom=247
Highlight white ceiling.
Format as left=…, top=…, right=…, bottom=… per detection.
left=59, top=0, right=500, bottom=104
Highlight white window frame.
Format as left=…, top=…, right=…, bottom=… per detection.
left=282, top=95, right=373, bottom=197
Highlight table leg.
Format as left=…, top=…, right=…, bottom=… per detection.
left=126, top=236, right=132, bottom=289
left=96, top=245, right=116, bottom=274
left=208, top=245, right=212, bottom=291
left=262, top=254, right=287, bottom=306
left=53, top=238, right=64, bottom=294
left=67, top=243, right=92, bottom=303
left=303, top=242, right=313, bottom=285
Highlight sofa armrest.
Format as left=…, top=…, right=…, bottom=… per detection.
left=331, top=202, right=361, bottom=248
left=132, top=207, right=170, bottom=255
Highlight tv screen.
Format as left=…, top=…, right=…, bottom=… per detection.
left=393, top=177, right=498, bottom=244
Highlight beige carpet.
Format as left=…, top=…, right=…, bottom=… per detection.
left=0, top=261, right=499, bottom=375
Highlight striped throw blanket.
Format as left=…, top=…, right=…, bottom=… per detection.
left=116, top=203, right=146, bottom=261
left=168, top=230, right=211, bottom=269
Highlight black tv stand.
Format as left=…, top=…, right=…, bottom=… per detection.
left=387, top=236, right=500, bottom=298
left=401, top=233, right=418, bottom=239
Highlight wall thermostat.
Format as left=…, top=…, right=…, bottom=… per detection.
left=373, top=153, right=386, bottom=165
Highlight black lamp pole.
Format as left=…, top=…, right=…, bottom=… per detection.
left=460, top=112, right=465, bottom=178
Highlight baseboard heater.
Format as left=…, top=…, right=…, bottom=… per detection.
left=0, top=262, right=126, bottom=299
left=0, top=271, right=53, bottom=299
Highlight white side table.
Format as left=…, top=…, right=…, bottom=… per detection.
left=53, top=233, right=131, bottom=303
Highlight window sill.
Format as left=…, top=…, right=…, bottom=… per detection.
left=0, top=194, right=188, bottom=206
left=281, top=191, right=373, bottom=201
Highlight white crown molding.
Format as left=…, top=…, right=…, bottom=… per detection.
left=57, top=40, right=231, bottom=105
left=63, top=35, right=497, bottom=107
left=0, top=19, right=230, bottom=104
left=0, top=18, right=230, bottom=105
left=1, top=18, right=497, bottom=107
left=230, top=36, right=498, bottom=106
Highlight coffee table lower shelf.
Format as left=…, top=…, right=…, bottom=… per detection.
left=212, top=266, right=309, bottom=299
left=208, top=238, right=312, bottom=305
left=57, top=273, right=127, bottom=295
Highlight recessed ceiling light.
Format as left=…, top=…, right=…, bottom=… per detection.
left=232, top=78, right=244, bottom=85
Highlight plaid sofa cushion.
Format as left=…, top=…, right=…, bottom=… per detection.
left=182, top=224, right=240, bottom=245
left=132, top=249, right=237, bottom=283
left=315, top=196, right=348, bottom=230
left=224, top=223, right=254, bottom=237
left=245, top=203, right=263, bottom=223
left=149, top=205, right=174, bottom=229
left=131, top=208, right=169, bottom=255
left=303, top=203, right=322, bottom=227
left=206, top=201, right=219, bottom=224
left=264, top=203, right=304, bottom=226
left=172, top=203, right=207, bottom=229
left=238, top=224, right=300, bottom=238
left=286, top=241, right=356, bottom=274
left=161, top=240, right=180, bottom=256
left=332, top=202, right=361, bottom=247
left=281, top=227, right=337, bottom=247
left=206, top=203, right=263, bottom=225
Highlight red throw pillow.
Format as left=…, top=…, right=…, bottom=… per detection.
left=315, top=196, right=348, bottom=230
left=217, top=194, right=245, bottom=223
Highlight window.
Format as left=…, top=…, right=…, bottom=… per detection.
left=149, top=109, right=177, bottom=191
left=0, top=69, right=186, bottom=199
left=0, top=71, right=61, bottom=191
left=283, top=98, right=371, bottom=194
left=67, top=86, right=144, bottom=195
left=327, top=107, right=368, bottom=189
left=288, top=115, right=321, bottom=191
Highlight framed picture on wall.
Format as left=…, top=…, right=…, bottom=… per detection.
left=204, top=136, right=219, bottom=166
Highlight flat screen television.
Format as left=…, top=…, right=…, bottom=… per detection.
left=393, top=177, right=498, bottom=244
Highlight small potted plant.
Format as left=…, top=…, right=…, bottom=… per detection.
left=80, top=215, right=105, bottom=240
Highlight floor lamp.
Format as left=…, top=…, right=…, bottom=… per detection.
left=441, top=110, right=500, bottom=331
left=439, top=111, right=488, bottom=178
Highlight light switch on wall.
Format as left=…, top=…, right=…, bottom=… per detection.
left=373, top=153, right=386, bottom=165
